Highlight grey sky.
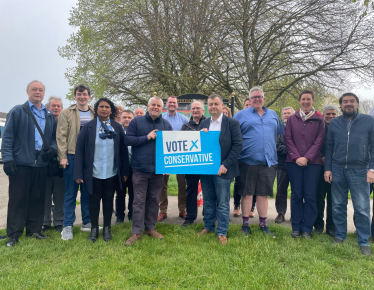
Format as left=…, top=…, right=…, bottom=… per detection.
left=0, top=0, right=373, bottom=113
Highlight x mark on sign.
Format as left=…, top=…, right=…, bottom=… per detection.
left=190, top=140, right=198, bottom=151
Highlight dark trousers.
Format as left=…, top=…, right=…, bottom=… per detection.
left=287, top=163, right=323, bottom=233
left=233, top=177, right=241, bottom=207
left=131, top=170, right=164, bottom=235
left=275, top=168, right=290, bottom=215
left=371, top=183, right=374, bottom=236
left=185, top=174, right=200, bottom=221
left=90, top=176, right=117, bottom=228
left=7, top=165, right=48, bottom=238
left=115, top=167, right=134, bottom=221
left=314, top=172, right=334, bottom=232
left=44, top=175, right=65, bottom=226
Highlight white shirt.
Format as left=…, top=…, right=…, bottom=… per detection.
left=209, top=113, right=223, bottom=131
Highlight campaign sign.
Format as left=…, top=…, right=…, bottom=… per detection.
left=155, top=131, right=221, bottom=174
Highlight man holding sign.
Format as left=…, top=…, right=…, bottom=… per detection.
left=198, top=94, right=242, bottom=245
left=124, top=96, right=172, bottom=246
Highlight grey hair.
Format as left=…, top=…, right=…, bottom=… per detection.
left=116, top=104, right=125, bottom=111
left=322, top=105, right=339, bottom=114
left=282, top=106, right=295, bottom=114
left=46, top=96, right=63, bottom=108
left=249, top=86, right=264, bottom=97
left=148, top=96, right=164, bottom=107
left=27, top=80, right=45, bottom=90
left=190, top=99, right=205, bottom=110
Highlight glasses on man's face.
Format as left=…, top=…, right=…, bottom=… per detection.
left=191, top=107, right=202, bottom=110
left=250, top=95, right=263, bottom=100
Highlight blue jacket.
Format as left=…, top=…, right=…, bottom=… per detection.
left=74, top=118, right=129, bottom=195
left=2, top=101, right=57, bottom=167
left=198, top=114, right=242, bottom=179
left=124, top=112, right=172, bottom=173
left=325, top=112, right=374, bottom=171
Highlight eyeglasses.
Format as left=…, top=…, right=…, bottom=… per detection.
left=191, top=107, right=202, bottom=110
left=250, top=95, right=264, bottom=100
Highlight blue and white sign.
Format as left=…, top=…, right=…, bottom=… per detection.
left=156, top=131, right=221, bottom=174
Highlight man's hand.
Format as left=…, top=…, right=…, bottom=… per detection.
left=3, top=161, right=17, bottom=176
left=123, top=176, right=128, bottom=182
left=163, top=173, right=171, bottom=176
left=218, top=164, right=227, bottom=176
left=60, top=158, right=69, bottom=169
left=42, top=147, right=56, bottom=162
left=75, top=179, right=83, bottom=184
left=367, top=171, right=374, bottom=183
left=147, top=129, right=158, bottom=140
left=321, top=157, right=325, bottom=165
left=324, top=171, right=332, bottom=184
left=200, top=128, right=208, bottom=133
left=296, top=157, right=308, bottom=166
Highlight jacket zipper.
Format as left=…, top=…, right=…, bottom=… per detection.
left=345, top=118, right=357, bottom=169
left=152, top=120, right=155, bottom=167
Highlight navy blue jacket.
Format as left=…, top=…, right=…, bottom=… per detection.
left=74, top=118, right=129, bottom=195
left=124, top=112, right=172, bottom=173
left=2, top=101, right=57, bottom=167
left=276, top=122, right=287, bottom=170
left=325, top=112, right=374, bottom=171
left=198, top=114, right=242, bottom=179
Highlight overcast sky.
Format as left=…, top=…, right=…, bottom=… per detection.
left=0, top=0, right=373, bottom=113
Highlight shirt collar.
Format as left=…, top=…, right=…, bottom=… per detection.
left=97, top=116, right=111, bottom=126
left=210, top=113, right=223, bottom=123
left=28, top=100, right=46, bottom=112
left=249, top=106, right=267, bottom=114
left=165, top=111, right=180, bottom=118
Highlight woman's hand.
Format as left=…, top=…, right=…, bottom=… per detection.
left=296, top=157, right=308, bottom=166
left=123, top=176, right=128, bottom=182
left=75, top=179, right=84, bottom=184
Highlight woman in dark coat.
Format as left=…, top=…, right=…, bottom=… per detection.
left=74, top=98, right=129, bottom=242
left=285, top=90, right=325, bottom=239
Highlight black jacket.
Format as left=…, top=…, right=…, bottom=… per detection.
left=325, top=112, right=374, bottom=171
left=74, top=118, right=129, bottom=195
left=198, top=114, right=242, bottom=179
left=276, top=122, right=287, bottom=170
left=181, top=116, right=206, bottom=131
left=124, top=112, right=172, bottom=173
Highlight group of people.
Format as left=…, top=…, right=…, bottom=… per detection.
left=1, top=81, right=374, bottom=257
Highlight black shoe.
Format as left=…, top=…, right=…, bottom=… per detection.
left=6, top=237, right=18, bottom=247
left=88, top=228, right=99, bottom=242
left=103, top=226, right=112, bottom=242
left=275, top=214, right=285, bottom=224
left=114, top=220, right=124, bottom=226
left=313, top=228, right=323, bottom=234
left=302, top=232, right=312, bottom=239
left=291, top=231, right=301, bottom=238
left=182, top=220, right=194, bottom=227
left=241, top=225, right=251, bottom=237
left=27, top=232, right=49, bottom=239
left=0, top=235, right=7, bottom=240
left=360, top=245, right=372, bottom=256
left=54, top=225, right=63, bottom=232
left=42, top=225, right=51, bottom=232
left=260, top=226, right=275, bottom=238
left=326, top=229, right=335, bottom=238
left=332, top=238, right=344, bottom=244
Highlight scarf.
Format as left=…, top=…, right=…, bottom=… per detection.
left=299, top=107, right=315, bottom=122
left=99, top=119, right=117, bottom=139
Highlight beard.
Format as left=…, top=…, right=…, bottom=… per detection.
left=341, top=106, right=356, bottom=118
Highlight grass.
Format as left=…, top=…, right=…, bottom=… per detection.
left=0, top=223, right=373, bottom=289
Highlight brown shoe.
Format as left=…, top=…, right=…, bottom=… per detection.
left=157, top=212, right=167, bottom=222
left=125, top=233, right=142, bottom=246
left=233, top=206, right=241, bottom=217
left=197, top=228, right=212, bottom=236
left=275, top=214, right=285, bottom=224
left=249, top=208, right=255, bottom=218
left=144, top=229, right=164, bottom=240
left=218, top=235, right=227, bottom=245
left=179, top=212, right=187, bottom=219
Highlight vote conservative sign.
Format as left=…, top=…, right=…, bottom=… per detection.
left=155, top=131, right=221, bottom=174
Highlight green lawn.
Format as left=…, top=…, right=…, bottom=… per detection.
left=0, top=224, right=373, bottom=289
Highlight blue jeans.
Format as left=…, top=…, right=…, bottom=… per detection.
left=63, top=154, right=90, bottom=226
left=287, top=163, right=323, bottom=233
left=331, top=166, right=371, bottom=246
left=200, top=175, right=231, bottom=237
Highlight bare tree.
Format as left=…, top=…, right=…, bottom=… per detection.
left=359, top=98, right=374, bottom=114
